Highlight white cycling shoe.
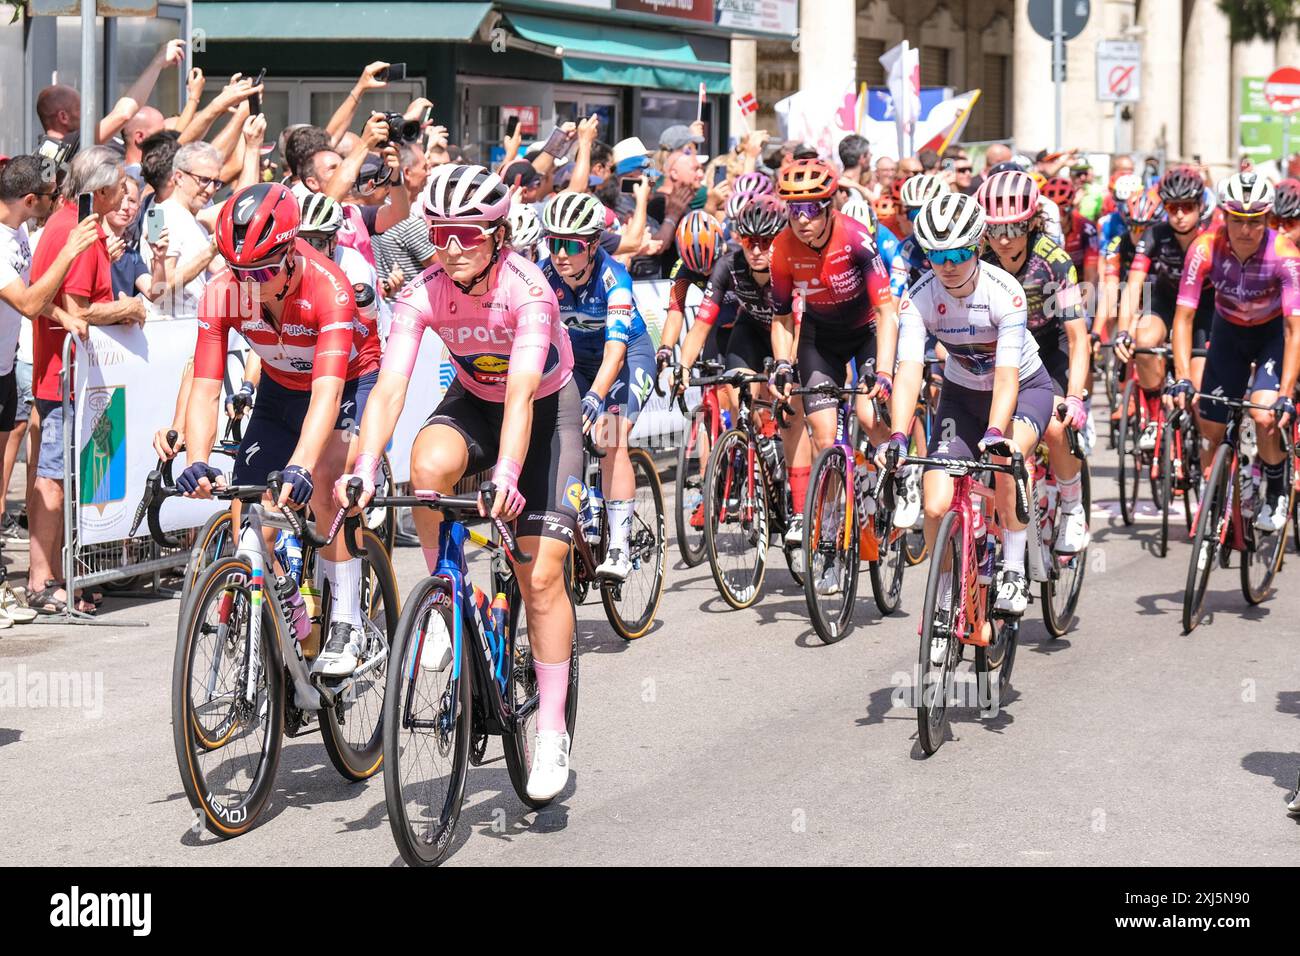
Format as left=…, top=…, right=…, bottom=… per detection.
left=595, top=548, right=632, bottom=582
left=893, top=467, right=922, bottom=530
left=784, top=512, right=805, bottom=547
left=1055, top=508, right=1090, bottom=554
left=314, top=622, right=361, bottom=678
left=1254, top=496, right=1289, bottom=534
left=1137, top=421, right=1159, bottom=452
left=815, top=564, right=842, bottom=596
left=993, top=569, right=1029, bottom=616
left=526, top=731, right=571, bottom=801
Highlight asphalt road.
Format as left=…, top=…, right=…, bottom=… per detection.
left=3, top=441, right=1300, bottom=866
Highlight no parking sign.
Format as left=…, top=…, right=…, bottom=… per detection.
left=1097, top=40, right=1141, bottom=104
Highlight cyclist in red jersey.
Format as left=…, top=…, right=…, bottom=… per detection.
left=179, top=183, right=381, bottom=678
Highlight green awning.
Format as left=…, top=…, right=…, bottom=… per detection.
left=506, top=11, right=732, bottom=95
left=193, top=1, right=492, bottom=41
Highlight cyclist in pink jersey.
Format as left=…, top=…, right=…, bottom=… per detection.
left=336, top=165, right=580, bottom=801
left=1171, top=172, right=1300, bottom=532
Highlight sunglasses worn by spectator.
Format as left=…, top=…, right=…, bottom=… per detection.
left=926, top=245, right=978, bottom=266
left=429, top=222, right=493, bottom=251
left=955, top=165, right=973, bottom=174
left=788, top=199, right=830, bottom=219
left=738, top=235, right=775, bottom=251
left=546, top=236, right=591, bottom=257
left=987, top=221, right=1031, bottom=239
left=357, top=167, right=395, bottom=196
left=180, top=169, right=222, bottom=191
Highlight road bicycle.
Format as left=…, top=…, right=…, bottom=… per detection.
left=135, top=467, right=398, bottom=837
left=348, top=483, right=578, bottom=867
left=1182, top=392, right=1294, bottom=633
left=891, top=445, right=1044, bottom=755
left=900, top=355, right=942, bottom=567
left=795, top=379, right=908, bottom=644
left=1035, top=404, right=1092, bottom=637
left=660, top=358, right=727, bottom=567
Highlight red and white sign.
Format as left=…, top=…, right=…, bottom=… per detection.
left=1096, top=40, right=1140, bottom=104
left=501, top=105, right=539, bottom=137
left=1265, top=67, right=1300, bottom=115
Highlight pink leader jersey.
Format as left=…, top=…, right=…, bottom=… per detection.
left=384, top=251, right=573, bottom=401
left=1178, top=226, right=1300, bottom=327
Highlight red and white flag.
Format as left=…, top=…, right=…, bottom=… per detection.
left=738, top=92, right=758, bottom=116
left=914, top=89, right=982, bottom=156
left=697, top=82, right=707, bottom=122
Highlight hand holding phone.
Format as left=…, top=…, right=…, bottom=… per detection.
left=249, top=68, right=266, bottom=116
left=505, top=115, right=520, bottom=138
left=145, top=206, right=166, bottom=244
left=541, top=125, right=575, bottom=159
left=378, top=62, right=407, bottom=82
left=77, top=192, right=94, bottom=222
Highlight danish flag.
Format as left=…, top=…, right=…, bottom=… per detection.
left=737, top=92, right=758, bottom=117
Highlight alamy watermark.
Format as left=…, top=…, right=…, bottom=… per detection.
left=0, top=665, right=103, bottom=719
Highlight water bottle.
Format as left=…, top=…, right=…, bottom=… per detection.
left=586, top=485, right=605, bottom=545
left=490, top=592, right=509, bottom=638
left=275, top=575, right=310, bottom=642
left=973, top=498, right=994, bottom=584
left=283, top=534, right=304, bottom=585
left=759, top=435, right=781, bottom=479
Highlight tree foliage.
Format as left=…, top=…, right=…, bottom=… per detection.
left=1219, top=0, right=1300, bottom=42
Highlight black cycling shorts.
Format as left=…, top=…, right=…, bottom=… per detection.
left=699, top=321, right=734, bottom=365
left=927, top=366, right=1055, bottom=472
left=1198, top=314, right=1285, bottom=425
left=1150, top=286, right=1214, bottom=351
left=1034, top=328, right=1071, bottom=397
left=724, top=315, right=773, bottom=373
left=424, top=377, right=582, bottom=544
left=797, top=321, right=876, bottom=415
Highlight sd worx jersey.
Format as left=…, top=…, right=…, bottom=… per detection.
left=195, top=239, right=380, bottom=389
left=770, top=211, right=893, bottom=329
left=1178, top=226, right=1300, bottom=327
left=384, top=251, right=573, bottom=400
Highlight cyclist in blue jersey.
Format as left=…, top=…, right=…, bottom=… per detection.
left=541, top=192, right=656, bottom=581
left=890, top=175, right=951, bottom=294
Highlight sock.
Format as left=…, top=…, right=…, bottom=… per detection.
left=534, top=658, right=571, bottom=734
left=1001, top=528, right=1027, bottom=572
left=789, top=466, right=811, bottom=515
left=1141, top=387, right=1162, bottom=420
left=320, top=557, right=362, bottom=626
left=607, top=499, right=634, bottom=552
left=1263, top=461, right=1286, bottom=500
left=1058, top=471, right=1084, bottom=512
left=421, top=545, right=440, bottom=574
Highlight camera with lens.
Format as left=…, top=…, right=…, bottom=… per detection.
left=379, top=111, right=422, bottom=145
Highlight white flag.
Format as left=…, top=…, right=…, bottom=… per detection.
left=879, top=40, right=921, bottom=155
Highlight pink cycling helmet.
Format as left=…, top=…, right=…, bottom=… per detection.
left=975, top=170, right=1039, bottom=224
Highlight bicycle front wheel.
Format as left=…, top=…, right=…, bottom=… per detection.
left=383, top=575, right=471, bottom=867
left=803, top=445, right=860, bottom=643
left=601, top=446, right=667, bottom=639
left=1183, top=443, right=1230, bottom=633
left=869, top=525, right=907, bottom=615
left=1117, top=379, right=1141, bottom=526
left=917, top=510, right=963, bottom=756
left=703, top=428, right=769, bottom=609
left=181, top=509, right=234, bottom=607
left=173, top=556, right=284, bottom=838
left=1156, top=419, right=1173, bottom=558
left=674, top=406, right=710, bottom=567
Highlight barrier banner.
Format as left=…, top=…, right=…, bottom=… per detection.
left=631, top=279, right=700, bottom=448
left=386, top=332, right=452, bottom=485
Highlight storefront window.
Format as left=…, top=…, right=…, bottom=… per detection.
left=0, top=18, right=24, bottom=155
left=639, top=92, right=713, bottom=155
left=56, top=14, right=183, bottom=116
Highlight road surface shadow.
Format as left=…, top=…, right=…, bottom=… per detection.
left=1240, top=750, right=1300, bottom=810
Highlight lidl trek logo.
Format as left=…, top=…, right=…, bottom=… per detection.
left=80, top=386, right=126, bottom=512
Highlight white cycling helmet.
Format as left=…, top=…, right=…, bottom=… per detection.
left=913, top=193, right=986, bottom=251
left=899, top=173, right=951, bottom=210
left=1112, top=173, right=1144, bottom=204
left=421, top=163, right=512, bottom=223
left=508, top=203, right=543, bottom=249
left=542, top=191, right=605, bottom=237
left=1218, top=171, right=1274, bottom=216
left=299, top=192, right=344, bottom=235
left=839, top=193, right=875, bottom=227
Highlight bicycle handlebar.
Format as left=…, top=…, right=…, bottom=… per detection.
left=895, top=449, right=1031, bottom=525
left=361, top=482, right=533, bottom=565
left=1054, top=403, right=1086, bottom=461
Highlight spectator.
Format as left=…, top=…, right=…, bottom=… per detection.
left=106, top=176, right=168, bottom=301
left=791, top=143, right=820, bottom=161
left=952, top=152, right=976, bottom=195
left=120, top=107, right=165, bottom=183
left=502, top=159, right=544, bottom=207
left=27, top=146, right=147, bottom=616
left=321, top=113, right=409, bottom=269
left=898, top=155, right=923, bottom=179
left=643, top=152, right=701, bottom=278
left=177, top=72, right=261, bottom=146
left=140, top=142, right=223, bottom=317
left=135, top=129, right=181, bottom=231
left=372, top=142, right=435, bottom=297
left=838, top=134, right=872, bottom=184
left=918, top=148, right=940, bottom=173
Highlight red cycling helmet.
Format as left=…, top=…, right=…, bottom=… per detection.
left=216, top=182, right=300, bottom=267
left=675, top=210, right=724, bottom=275
left=976, top=170, right=1039, bottom=223
left=1040, top=177, right=1076, bottom=207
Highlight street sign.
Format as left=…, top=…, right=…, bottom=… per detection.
left=1265, top=66, right=1300, bottom=114
left=1028, top=0, right=1090, bottom=42
left=1097, top=40, right=1141, bottom=103
left=1240, top=76, right=1283, bottom=160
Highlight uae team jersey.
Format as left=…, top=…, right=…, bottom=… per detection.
left=384, top=251, right=573, bottom=402
left=195, top=239, right=380, bottom=390
left=897, top=261, right=1042, bottom=391
left=1178, top=226, right=1300, bottom=327
left=770, top=211, right=893, bottom=330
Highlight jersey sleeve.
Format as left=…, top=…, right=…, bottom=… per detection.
left=769, top=237, right=795, bottom=315
left=1130, top=227, right=1157, bottom=277
left=381, top=283, right=433, bottom=380
left=193, top=279, right=234, bottom=381
left=895, top=288, right=927, bottom=365
left=311, top=299, right=356, bottom=381
left=995, top=281, right=1030, bottom=369
left=1177, top=233, right=1214, bottom=309
left=888, top=247, right=911, bottom=299
left=602, top=262, right=636, bottom=345
left=1045, top=243, right=1085, bottom=322
left=1102, top=233, right=1125, bottom=281
left=1275, top=233, right=1300, bottom=319
left=510, top=289, right=561, bottom=379
left=695, top=253, right=733, bottom=327
left=667, top=269, right=693, bottom=313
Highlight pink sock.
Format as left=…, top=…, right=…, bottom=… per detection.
left=422, top=546, right=440, bottom=573
left=533, top=658, right=571, bottom=734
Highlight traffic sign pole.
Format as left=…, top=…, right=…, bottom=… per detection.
left=1053, top=0, right=1063, bottom=151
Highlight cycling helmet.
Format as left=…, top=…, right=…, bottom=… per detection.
left=1112, top=173, right=1144, bottom=204
left=541, top=191, right=604, bottom=237
left=976, top=170, right=1039, bottom=223
left=1125, top=188, right=1164, bottom=226
left=732, top=171, right=775, bottom=196
left=298, top=192, right=344, bottom=235
left=675, top=210, right=725, bottom=274
left=508, top=202, right=543, bottom=249
left=913, top=193, right=986, bottom=251
left=1040, top=177, right=1076, bottom=207
left=776, top=159, right=837, bottom=201
left=839, top=193, right=875, bottom=227
left=986, top=161, right=1025, bottom=177
left=216, top=182, right=300, bottom=267
left=1275, top=178, right=1300, bottom=220
left=874, top=194, right=900, bottom=219
left=1218, top=171, right=1274, bottom=216
left=899, top=174, right=950, bottom=210
left=725, top=190, right=756, bottom=222
left=1158, top=164, right=1206, bottom=204
left=733, top=195, right=788, bottom=239
left=421, top=163, right=512, bottom=223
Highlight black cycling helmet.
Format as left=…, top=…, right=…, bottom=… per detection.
left=1158, top=164, right=1206, bottom=204
left=733, top=195, right=789, bottom=238
left=1276, top=179, right=1300, bottom=220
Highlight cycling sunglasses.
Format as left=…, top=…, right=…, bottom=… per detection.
left=738, top=234, right=775, bottom=251
left=546, top=235, right=592, bottom=257
left=925, top=245, right=979, bottom=266
left=230, top=253, right=287, bottom=282
left=1165, top=200, right=1201, bottom=216
left=428, top=222, right=494, bottom=251
left=787, top=199, right=830, bottom=220
left=302, top=234, right=337, bottom=254
left=986, top=220, right=1032, bottom=239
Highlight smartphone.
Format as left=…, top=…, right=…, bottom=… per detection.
left=421, top=105, right=433, bottom=126
left=249, top=68, right=266, bottom=116
left=77, top=192, right=93, bottom=221
left=145, top=206, right=165, bottom=244
left=541, top=126, right=574, bottom=159
left=378, top=62, right=406, bottom=82
left=620, top=176, right=640, bottom=195
left=711, top=165, right=728, bottom=187
left=941, top=157, right=955, bottom=171
left=505, top=115, right=520, bottom=139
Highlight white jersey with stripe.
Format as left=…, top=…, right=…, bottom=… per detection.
left=897, top=260, right=1042, bottom=391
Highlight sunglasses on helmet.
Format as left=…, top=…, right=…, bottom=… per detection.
left=428, top=222, right=495, bottom=251
left=925, top=245, right=979, bottom=266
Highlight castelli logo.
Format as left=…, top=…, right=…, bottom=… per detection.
left=530, top=286, right=542, bottom=296
left=1012, top=295, right=1024, bottom=307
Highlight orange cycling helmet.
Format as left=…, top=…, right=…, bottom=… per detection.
left=776, top=159, right=838, bottom=201
left=1125, top=187, right=1164, bottom=226
left=1041, top=177, right=1076, bottom=207
left=675, top=210, right=725, bottom=275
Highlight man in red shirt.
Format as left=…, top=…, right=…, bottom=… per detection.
left=27, top=146, right=146, bottom=615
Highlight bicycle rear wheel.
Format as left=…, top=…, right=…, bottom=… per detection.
left=803, top=445, right=860, bottom=643
left=917, top=510, right=963, bottom=756
left=1242, top=457, right=1292, bottom=604
left=703, top=428, right=769, bottom=609
left=173, top=557, right=284, bottom=838
left=1156, top=419, right=1173, bottom=558
left=1183, top=443, right=1230, bottom=633
left=1041, top=483, right=1088, bottom=639
left=869, top=525, right=907, bottom=615
left=1117, top=379, right=1141, bottom=526
left=601, top=447, right=667, bottom=639
left=383, top=576, right=471, bottom=867
left=674, top=406, right=709, bottom=567
left=320, top=527, right=400, bottom=781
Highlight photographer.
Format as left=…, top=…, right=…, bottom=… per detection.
left=373, top=142, right=435, bottom=297
left=322, top=113, right=409, bottom=269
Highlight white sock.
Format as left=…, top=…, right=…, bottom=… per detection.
left=607, top=499, right=634, bottom=552
left=1058, top=471, right=1083, bottom=513
left=1001, top=529, right=1027, bottom=571
left=321, top=557, right=362, bottom=626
